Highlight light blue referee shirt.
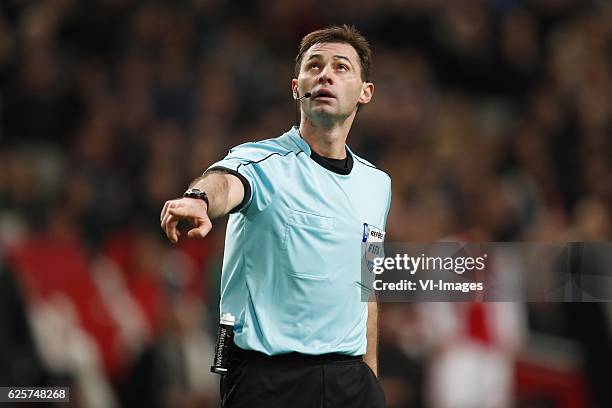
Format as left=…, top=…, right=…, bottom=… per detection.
left=208, top=126, right=391, bottom=356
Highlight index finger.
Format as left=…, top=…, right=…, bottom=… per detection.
left=167, top=205, right=198, bottom=219
left=161, top=200, right=173, bottom=223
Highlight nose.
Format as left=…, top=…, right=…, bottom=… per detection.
left=317, top=65, right=333, bottom=85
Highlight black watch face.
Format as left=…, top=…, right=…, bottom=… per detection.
left=184, top=189, right=207, bottom=205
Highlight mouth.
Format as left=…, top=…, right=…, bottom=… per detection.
left=312, top=89, right=336, bottom=100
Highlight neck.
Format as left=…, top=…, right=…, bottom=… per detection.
left=298, top=114, right=355, bottom=159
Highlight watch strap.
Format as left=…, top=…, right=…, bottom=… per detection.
left=183, top=188, right=209, bottom=208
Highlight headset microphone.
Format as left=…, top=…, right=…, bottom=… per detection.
left=294, top=92, right=312, bottom=124
left=297, top=92, right=312, bottom=100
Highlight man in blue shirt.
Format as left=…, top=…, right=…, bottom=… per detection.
left=161, top=25, right=390, bottom=407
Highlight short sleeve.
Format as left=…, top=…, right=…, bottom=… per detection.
left=205, top=144, right=278, bottom=214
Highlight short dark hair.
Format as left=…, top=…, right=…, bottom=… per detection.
left=294, top=25, right=372, bottom=82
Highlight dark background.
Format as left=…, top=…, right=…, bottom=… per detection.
left=1, top=0, right=611, bottom=406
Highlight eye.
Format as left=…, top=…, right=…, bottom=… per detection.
left=307, top=62, right=320, bottom=70
left=337, top=63, right=349, bottom=71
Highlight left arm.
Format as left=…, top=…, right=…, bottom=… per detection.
left=364, top=180, right=390, bottom=376
left=364, top=300, right=379, bottom=376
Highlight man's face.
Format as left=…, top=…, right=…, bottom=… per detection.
left=292, top=42, right=373, bottom=123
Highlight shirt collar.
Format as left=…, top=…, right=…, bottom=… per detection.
left=288, top=126, right=354, bottom=175
left=288, top=126, right=311, bottom=154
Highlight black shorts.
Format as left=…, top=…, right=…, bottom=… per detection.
left=220, top=346, right=386, bottom=408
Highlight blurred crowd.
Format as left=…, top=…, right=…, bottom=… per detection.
left=1, top=0, right=611, bottom=407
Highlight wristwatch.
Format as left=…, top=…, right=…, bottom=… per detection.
left=184, top=188, right=209, bottom=208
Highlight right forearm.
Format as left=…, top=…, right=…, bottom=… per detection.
left=189, top=171, right=245, bottom=219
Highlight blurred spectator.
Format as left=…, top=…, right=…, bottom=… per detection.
left=1, top=0, right=611, bottom=406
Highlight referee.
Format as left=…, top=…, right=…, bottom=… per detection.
left=161, top=25, right=390, bottom=408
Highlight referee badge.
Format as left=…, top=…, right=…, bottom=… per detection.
left=362, top=223, right=385, bottom=243
left=362, top=223, right=385, bottom=274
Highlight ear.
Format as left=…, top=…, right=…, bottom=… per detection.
left=291, top=78, right=298, bottom=100
left=358, top=81, right=374, bottom=105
